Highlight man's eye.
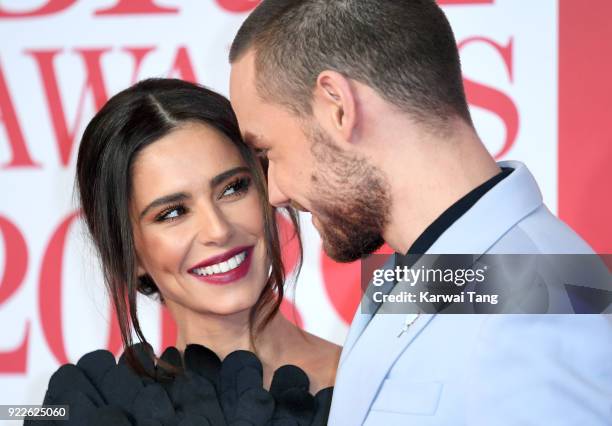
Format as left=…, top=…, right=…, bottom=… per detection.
left=221, top=176, right=252, bottom=199
left=155, top=205, right=186, bottom=222
left=255, top=148, right=269, bottom=159
left=255, top=149, right=269, bottom=174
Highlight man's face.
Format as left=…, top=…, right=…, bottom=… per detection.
left=230, top=51, right=390, bottom=262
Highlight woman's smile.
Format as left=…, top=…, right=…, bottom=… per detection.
left=188, top=245, right=254, bottom=285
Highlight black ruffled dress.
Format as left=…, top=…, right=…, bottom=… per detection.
left=25, top=343, right=332, bottom=425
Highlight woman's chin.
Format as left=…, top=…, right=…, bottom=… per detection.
left=186, top=298, right=258, bottom=318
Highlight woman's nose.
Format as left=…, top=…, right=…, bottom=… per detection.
left=196, top=204, right=234, bottom=246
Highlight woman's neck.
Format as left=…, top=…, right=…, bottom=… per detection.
left=168, top=303, right=338, bottom=393
left=171, top=305, right=296, bottom=364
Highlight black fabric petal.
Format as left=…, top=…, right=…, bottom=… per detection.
left=219, top=351, right=263, bottom=419
left=160, top=346, right=182, bottom=367
left=22, top=419, right=54, bottom=426
left=156, top=346, right=182, bottom=383
left=100, top=362, right=144, bottom=413
left=270, top=365, right=314, bottom=425
left=131, top=382, right=176, bottom=424
left=221, top=351, right=263, bottom=393
left=270, top=420, right=300, bottom=426
left=45, top=364, right=105, bottom=407
left=119, top=342, right=156, bottom=381
left=168, top=372, right=226, bottom=425
left=25, top=390, right=102, bottom=426
left=184, top=344, right=221, bottom=384
left=232, top=387, right=275, bottom=425
left=76, top=349, right=116, bottom=395
left=89, top=406, right=134, bottom=426
left=51, top=389, right=98, bottom=426
left=220, top=351, right=277, bottom=426
left=272, top=387, right=314, bottom=426
left=311, top=387, right=333, bottom=426
left=176, top=414, right=212, bottom=426
left=270, top=365, right=310, bottom=397
left=136, top=420, right=163, bottom=426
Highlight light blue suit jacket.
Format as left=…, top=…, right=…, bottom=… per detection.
left=328, top=161, right=612, bottom=425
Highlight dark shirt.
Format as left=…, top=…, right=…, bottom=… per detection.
left=406, top=167, right=513, bottom=255
left=386, top=167, right=513, bottom=309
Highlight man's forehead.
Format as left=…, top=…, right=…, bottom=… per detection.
left=242, top=131, right=258, bottom=145
left=229, top=50, right=257, bottom=99
left=229, top=93, right=262, bottom=146
left=229, top=52, right=261, bottom=138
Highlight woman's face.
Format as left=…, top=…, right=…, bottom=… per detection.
left=130, top=122, right=268, bottom=318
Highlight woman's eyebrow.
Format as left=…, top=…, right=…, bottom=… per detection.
left=140, top=192, right=190, bottom=219
left=210, top=166, right=250, bottom=187
left=139, top=166, right=250, bottom=219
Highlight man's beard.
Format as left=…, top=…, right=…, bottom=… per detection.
left=306, top=123, right=391, bottom=263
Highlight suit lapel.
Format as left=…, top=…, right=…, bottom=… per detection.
left=331, top=309, right=435, bottom=425
left=330, top=161, right=544, bottom=425
left=339, top=255, right=396, bottom=365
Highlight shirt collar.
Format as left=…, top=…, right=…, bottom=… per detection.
left=405, top=167, right=513, bottom=255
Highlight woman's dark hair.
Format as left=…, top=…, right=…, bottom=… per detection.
left=76, top=78, right=301, bottom=373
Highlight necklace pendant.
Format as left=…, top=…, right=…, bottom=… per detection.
left=397, top=313, right=420, bottom=338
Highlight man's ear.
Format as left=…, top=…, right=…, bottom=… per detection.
left=313, top=70, right=357, bottom=143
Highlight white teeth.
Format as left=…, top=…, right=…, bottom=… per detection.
left=228, top=257, right=237, bottom=269
left=191, top=250, right=248, bottom=277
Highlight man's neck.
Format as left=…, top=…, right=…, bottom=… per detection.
left=380, top=123, right=500, bottom=254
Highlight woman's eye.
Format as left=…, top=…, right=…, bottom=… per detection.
left=155, top=205, right=186, bottom=222
left=221, top=177, right=251, bottom=199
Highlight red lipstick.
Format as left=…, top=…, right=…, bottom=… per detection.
left=188, top=245, right=253, bottom=285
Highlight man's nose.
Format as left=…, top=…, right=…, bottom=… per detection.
left=267, top=162, right=290, bottom=208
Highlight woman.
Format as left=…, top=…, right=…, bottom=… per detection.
left=32, top=78, right=339, bottom=425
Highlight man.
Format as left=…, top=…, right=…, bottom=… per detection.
left=229, top=1, right=612, bottom=424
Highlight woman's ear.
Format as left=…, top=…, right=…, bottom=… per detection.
left=313, top=70, right=358, bottom=144
left=135, top=251, right=147, bottom=277
left=137, top=264, right=147, bottom=277
left=132, top=228, right=147, bottom=277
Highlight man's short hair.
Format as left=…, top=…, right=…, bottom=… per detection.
left=230, top=0, right=472, bottom=127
